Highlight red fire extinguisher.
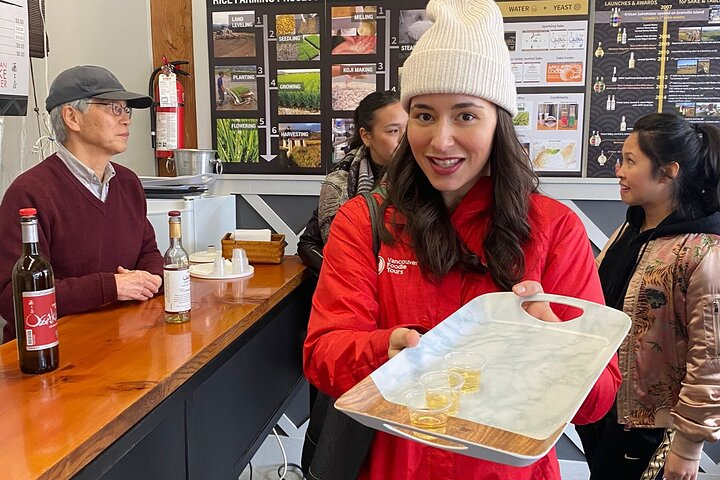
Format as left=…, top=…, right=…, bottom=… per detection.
left=149, top=57, right=190, bottom=173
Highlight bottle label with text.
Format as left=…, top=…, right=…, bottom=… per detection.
left=22, top=288, right=58, bottom=351
left=164, top=267, right=191, bottom=312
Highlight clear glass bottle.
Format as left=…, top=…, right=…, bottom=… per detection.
left=12, top=208, right=59, bottom=374
left=163, top=210, right=191, bottom=323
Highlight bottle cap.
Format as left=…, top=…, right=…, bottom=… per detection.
left=168, top=210, right=181, bottom=217
left=19, top=208, right=37, bottom=216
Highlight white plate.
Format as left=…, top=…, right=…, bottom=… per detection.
left=189, top=262, right=253, bottom=280
left=189, top=251, right=220, bottom=263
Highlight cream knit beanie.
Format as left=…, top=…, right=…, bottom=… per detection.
left=400, top=0, right=517, bottom=117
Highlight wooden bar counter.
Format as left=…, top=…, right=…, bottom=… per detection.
left=0, top=257, right=312, bottom=480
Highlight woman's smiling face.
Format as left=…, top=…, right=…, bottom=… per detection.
left=407, top=93, right=497, bottom=209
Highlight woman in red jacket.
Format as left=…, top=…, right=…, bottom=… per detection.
left=304, top=0, right=621, bottom=478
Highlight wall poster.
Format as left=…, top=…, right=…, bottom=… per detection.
left=588, top=0, right=720, bottom=178
left=499, top=0, right=591, bottom=176
left=207, top=0, right=429, bottom=174
left=0, top=0, right=29, bottom=116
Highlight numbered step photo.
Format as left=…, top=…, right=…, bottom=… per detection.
left=212, top=11, right=257, bottom=58
left=398, top=9, right=432, bottom=59
left=332, top=117, right=355, bottom=162
left=278, top=122, right=322, bottom=169
left=332, top=63, right=376, bottom=111
left=275, top=13, right=321, bottom=61
left=277, top=68, right=321, bottom=116
left=216, top=118, right=259, bottom=164
left=215, top=66, right=258, bottom=111
left=331, top=5, right=378, bottom=55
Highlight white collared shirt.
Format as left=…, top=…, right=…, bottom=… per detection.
left=55, top=144, right=116, bottom=202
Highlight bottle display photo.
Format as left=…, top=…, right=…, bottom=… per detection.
left=12, top=208, right=59, bottom=374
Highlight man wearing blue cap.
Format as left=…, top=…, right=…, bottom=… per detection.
left=0, top=65, right=163, bottom=343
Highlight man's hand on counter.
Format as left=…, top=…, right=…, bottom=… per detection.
left=115, top=266, right=162, bottom=301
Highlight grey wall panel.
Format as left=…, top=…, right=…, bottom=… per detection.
left=236, top=196, right=272, bottom=230
left=262, top=195, right=319, bottom=233
left=574, top=200, right=626, bottom=237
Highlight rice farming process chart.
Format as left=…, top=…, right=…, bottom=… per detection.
left=207, top=0, right=720, bottom=177
left=206, top=0, right=429, bottom=174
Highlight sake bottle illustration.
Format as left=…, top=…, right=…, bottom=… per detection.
left=621, top=28, right=627, bottom=45
left=610, top=95, right=616, bottom=111
left=606, top=96, right=612, bottom=111
left=595, top=41, right=605, bottom=58
left=611, top=67, right=618, bottom=82
left=612, top=8, right=621, bottom=28
left=620, top=115, right=627, bottom=132
left=617, top=28, right=623, bottom=44
left=597, top=150, right=608, bottom=166
left=629, top=52, right=636, bottom=69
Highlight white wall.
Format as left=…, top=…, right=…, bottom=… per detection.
left=0, top=0, right=154, bottom=196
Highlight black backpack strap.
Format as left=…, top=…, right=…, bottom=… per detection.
left=360, top=192, right=381, bottom=261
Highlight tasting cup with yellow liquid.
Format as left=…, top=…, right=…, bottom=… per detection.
left=444, top=351, right=487, bottom=394
left=419, top=370, right=464, bottom=416
left=405, top=389, right=452, bottom=440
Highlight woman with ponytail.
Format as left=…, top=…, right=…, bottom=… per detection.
left=578, top=113, right=720, bottom=480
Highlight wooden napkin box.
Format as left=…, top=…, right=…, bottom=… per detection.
left=221, top=233, right=286, bottom=264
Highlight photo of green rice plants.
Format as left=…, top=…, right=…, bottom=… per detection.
left=216, top=119, right=259, bottom=163
left=277, top=69, right=321, bottom=115
left=275, top=13, right=321, bottom=62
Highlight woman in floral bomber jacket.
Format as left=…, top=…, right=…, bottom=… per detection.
left=578, top=113, right=720, bottom=480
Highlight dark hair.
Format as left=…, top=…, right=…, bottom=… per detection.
left=632, top=113, right=720, bottom=218
left=379, top=107, right=539, bottom=290
left=347, top=90, right=401, bottom=151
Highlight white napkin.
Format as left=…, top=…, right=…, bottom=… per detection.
left=233, top=229, right=272, bottom=242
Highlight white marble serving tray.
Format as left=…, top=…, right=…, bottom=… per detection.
left=370, top=292, right=630, bottom=441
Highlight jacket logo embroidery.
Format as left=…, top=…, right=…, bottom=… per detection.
left=379, top=256, right=419, bottom=275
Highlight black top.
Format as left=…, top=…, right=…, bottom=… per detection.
left=296, top=154, right=383, bottom=276
left=599, top=205, right=720, bottom=310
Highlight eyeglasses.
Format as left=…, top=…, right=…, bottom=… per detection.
left=87, top=101, right=132, bottom=118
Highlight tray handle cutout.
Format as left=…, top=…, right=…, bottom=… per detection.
left=383, top=423, right=469, bottom=451
left=515, top=293, right=590, bottom=322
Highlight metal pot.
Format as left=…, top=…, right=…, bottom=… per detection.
left=167, top=149, right=223, bottom=176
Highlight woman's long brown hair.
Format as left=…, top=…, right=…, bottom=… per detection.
left=378, top=107, right=539, bottom=290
